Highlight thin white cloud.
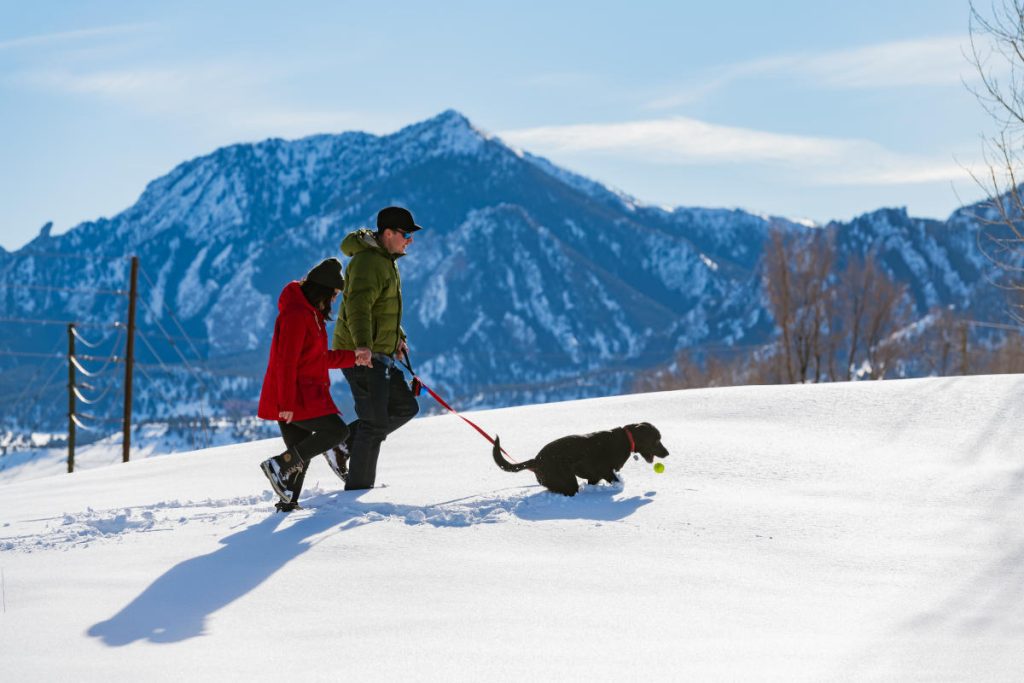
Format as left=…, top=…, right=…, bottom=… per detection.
left=644, top=56, right=796, bottom=109
left=34, top=63, right=251, bottom=94
left=12, top=62, right=361, bottom=138
left=503, top=117, right=856, bottom=164
left=500, top=116, right=976, bottom=186
left=0, top=24, right=154, bottom=51
left=645, top=35, right=973, bottom=109
left=802, top=36, right=971, bottom=88
left=13, top=63, right=265, bottom=114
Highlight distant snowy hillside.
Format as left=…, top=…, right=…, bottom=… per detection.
left=0, top=109, right=1004, bottom=439
left=2, top=375, right=1023, bottom=680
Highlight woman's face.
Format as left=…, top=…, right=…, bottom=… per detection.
left=324, top=289, right=339, bottom=313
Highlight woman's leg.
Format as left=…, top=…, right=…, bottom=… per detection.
left=276, top=420, right=312, bottom=501
left=286, top=413, right=349, bottom=463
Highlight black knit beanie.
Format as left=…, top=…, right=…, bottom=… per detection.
left=305, top=258, right=345, bottom=290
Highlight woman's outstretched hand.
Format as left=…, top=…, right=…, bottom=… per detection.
left=354, top=347, right=372, bottom=366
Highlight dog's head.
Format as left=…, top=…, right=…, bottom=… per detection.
left=626, top=422, right=670, bottom=463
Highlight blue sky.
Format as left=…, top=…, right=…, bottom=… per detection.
left=0, top=0, right=995, bottom=249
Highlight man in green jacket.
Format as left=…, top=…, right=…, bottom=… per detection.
left=329, top=206, right=422, bottom=490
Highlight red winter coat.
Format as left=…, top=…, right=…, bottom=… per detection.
left=257, top=281, right=355, bottom=422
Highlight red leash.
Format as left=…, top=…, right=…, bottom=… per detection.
left=397, top=355, right=516, bottom=461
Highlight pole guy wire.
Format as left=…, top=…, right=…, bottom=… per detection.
left=134, top=266, right=210, bottom=447
left=138, top=264, right=207, bottom=363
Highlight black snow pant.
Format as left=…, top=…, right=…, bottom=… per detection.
left=341, top=359, right=419, bottom=490
left=278, top=413, right=349, bottom=497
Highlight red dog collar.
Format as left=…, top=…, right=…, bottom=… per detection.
left=624, top=426, right=635, bottom=453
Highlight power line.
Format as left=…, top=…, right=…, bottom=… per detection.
left=71, top=326, right=122, bottom=350
left=136, top=330, right=175, bottom=374
left=136, top=327, right=210, bottom=347
left=78, top=353, right=122, bottom=362
left=2, top=352, right=67, bottom=428
left=0, top=284, right=128, bottom=296
left=73, top=383, right=116, bottom=405
left=134, top=360, right=159, bottom=385
left=77, top=412, right=123, bottom=425
left=135, top=266, right=210, bottom=447
left=0, top=317, right=121, bottom=329
left=0, top=350, right=63, bottom=359
left=13, top=250, right=126, bottom=263
left=138, top=264, right=207, bottom=363
left=966, top=319, right=1024, bottom=332
left=70, top=414, right=104, bottom=431
left=133, top=301, right=208, bottom=390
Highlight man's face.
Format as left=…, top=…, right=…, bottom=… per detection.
left=380, top=227, right=414, bottom=255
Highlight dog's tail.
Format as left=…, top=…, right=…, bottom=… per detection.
left=492, top=436, right=534, bottom=472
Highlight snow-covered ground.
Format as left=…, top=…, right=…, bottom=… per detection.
left=0, top=419, right=276, bottom=485
left=1, top=375, right=1022, bottom=681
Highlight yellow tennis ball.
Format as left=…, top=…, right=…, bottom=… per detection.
left=653, top=462, right=665, bottom=473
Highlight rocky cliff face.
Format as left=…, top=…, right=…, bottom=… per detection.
left=0, top=110, right=1003, bottom=433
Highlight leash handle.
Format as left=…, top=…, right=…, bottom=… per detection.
left=401, top=350, right=422, bottom=396
left=396, top=353, right=515, bottom=460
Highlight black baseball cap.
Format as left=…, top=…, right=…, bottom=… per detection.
left=376, top=206, right=423, bottom=233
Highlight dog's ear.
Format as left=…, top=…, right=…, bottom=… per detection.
left=633, top=423, right=669, bottom=457
left=629, top=422, right=661, bottom=440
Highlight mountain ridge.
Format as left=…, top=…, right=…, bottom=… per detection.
left=0, top=109, right=1005, bottom=437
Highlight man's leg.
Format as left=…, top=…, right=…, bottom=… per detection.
left=342, top=364, right=392, bottom=490
left=383, top=367, right=420, bottom=436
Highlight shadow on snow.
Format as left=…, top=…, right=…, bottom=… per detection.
left=86, top=483, right=655, bottom=646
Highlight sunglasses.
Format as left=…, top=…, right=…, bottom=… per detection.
left=387, top=228, right=414, bottom=239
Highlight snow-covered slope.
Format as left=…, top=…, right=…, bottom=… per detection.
left=2, top=375, right=1022, bottom=680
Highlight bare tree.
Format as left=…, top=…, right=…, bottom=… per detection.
left=763, top=229, right=796, bottom=382
left=859, top=271, right=911, bottom=379
left=968, top=0, right=1024, bottom=321
left=763, top=227, right=834, bottom=383
left=980, top=329, right=1024, bottom=372
left=832, top=251, right=910, bottom=379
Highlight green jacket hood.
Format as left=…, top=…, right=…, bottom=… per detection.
left=332, top=228, right=407, bottom=354
left=340, top=228, right=405, bottom=260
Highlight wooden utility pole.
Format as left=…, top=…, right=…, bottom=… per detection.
left=122, top=256, right=138, bottom=463
left=67, top=323, right=76, bottom=474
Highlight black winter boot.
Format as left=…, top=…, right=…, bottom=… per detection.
left=323, top=444, right=349, bottom=482
left=260, top=450, right=305, bottom=503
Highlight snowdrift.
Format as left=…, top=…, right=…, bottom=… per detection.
left=1, top=375, right=1023, bottom=680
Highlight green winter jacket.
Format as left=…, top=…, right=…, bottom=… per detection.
left=331, top=228, right=406, bottom=355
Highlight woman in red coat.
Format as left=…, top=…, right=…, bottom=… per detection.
left=258, top=258, right=364, bottom=509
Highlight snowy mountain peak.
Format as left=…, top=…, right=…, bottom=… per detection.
left=391, top=108, right=491, bottom=157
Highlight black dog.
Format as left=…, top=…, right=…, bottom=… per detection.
left=492, top=422, right=669, bottom=496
